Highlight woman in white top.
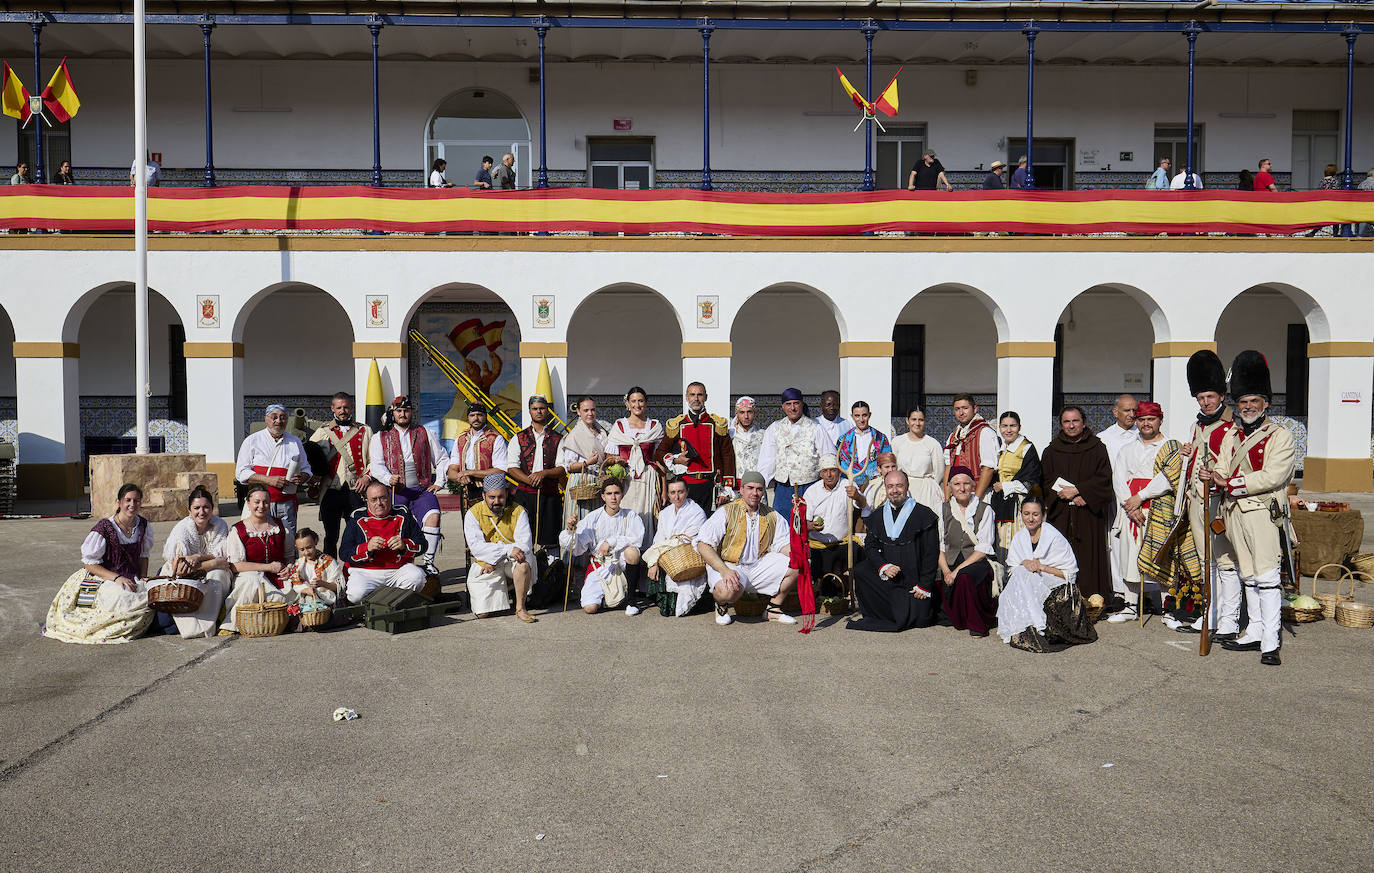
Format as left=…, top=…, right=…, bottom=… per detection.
left=604, top=386, right=665, bottom=547
left=46, top=483, right=156, bottom=644
left=158, top=486, right=234, bottom=639
left=989, top=410, right=1042, bottom=562
left=643, top=477, right=709, bottom=616
left=996, top=497, right=1098, bottom=652
left=557, top=396, right=610, bottom=526
left=893, top=407, right=945, bottom=514
left=221, top=484, right=291, bottom=633
left=428, top=158, right=454, bottom=188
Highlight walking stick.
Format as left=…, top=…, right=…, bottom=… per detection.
left=845, top=451, right=861, bottom=612
left=1199, top=453, right=1213, bottom=657
left=563, top=515, right=575, bottom=612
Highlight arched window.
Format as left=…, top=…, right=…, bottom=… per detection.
left=424, top=89, right=532, bottom=189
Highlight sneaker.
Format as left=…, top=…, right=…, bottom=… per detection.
left=715, top=604, right=733, bottom=626
left=1161, top=614, right=1183, bottom=630
left=625, top=604, right=641, bottom=616
left=1107, top=606, right=1138, bottom=623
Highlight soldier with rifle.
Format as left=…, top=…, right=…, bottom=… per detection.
left=1212, top=351, right=1297, bottom=666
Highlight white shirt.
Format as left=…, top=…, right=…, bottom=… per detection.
left=945, top=423, right=999, bottom=471
left=459, top=427, right=508, bottom=472
left=235, top=429, right=313, bottom=486
left=814, top=414, right=854, bottom=455
left=1112, top=437, right=1173, bottom=507
left=801, top=479, right=850, bottom=543
left=938, top=500, right=996, bottom=557
left=368, top=425, right=451, bottom=488
left=651, top=500, right=707, bottom=546
left=130, top=160, right=160, bottom=185
left=464, top=505, right=534, bottom=566
left=428, top=169, right=449, bottom=188
left=1097, top=423, right=1140, bottom=470
left=697, top=504, right=789, bottom=567
left=81, top=516, right=154, bottom=566
left=757, top=417, right=830, bottom=484
left=507, top=427, right=555, bottom=474
left=1170, top=172, right=1203, bottom=190
left=558, top=507, right=645, bottom=562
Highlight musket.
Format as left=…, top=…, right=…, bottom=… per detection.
left=1199, top=450, right=1213, bottom=657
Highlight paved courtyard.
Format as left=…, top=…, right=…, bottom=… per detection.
left=2, top=497, right=1372, bottom=872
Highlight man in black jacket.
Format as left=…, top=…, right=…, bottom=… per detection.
left=849, top=470, right=941, bottom=632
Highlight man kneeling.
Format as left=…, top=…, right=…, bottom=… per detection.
left=850, top=470, right=941, bottom=632
left=340, top=480, right=429, bottom=602
left=462, top=473, right=536, bottom=622
left=696, top=471, right=799, bottom=626
left=559, top=478, right=645, bottom=614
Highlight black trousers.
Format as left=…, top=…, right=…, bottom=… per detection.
left=513, top=488, right=563, bottom=548
left=686, top=481, right=715, bottom=516
left=319, top=486, right=364, bottom=558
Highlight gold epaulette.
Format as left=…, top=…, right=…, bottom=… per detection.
left=711, top=413, right=729, bottom=436
left=664, top=414, right=686, bottom=439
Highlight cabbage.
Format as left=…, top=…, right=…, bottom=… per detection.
left=1292, top=595, right=1321, bottom=610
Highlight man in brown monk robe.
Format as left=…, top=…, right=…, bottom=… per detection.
left=1040, top=405, right=1115, bottom=601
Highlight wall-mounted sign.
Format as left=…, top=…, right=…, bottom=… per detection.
left=613, top=119, right=633, bottom=131
left=367, top=295, right=389, bottom=328
left=196, top=295, right=219, bottom=328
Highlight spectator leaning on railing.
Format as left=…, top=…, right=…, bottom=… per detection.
left=982, top=161, right=1006, bottom=190
left=908, top=148, right=953, bottom=192
left=1011, top=155, right=1029, bottom=190
left=1253, top=158, right=1277, bottom=192
left=474, top=155, right=494, bottom=190
left=492, top=152, right=516, bottom=190
left=1147, top=157, right=1170, bottom=190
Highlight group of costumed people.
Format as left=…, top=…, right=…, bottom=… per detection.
left=45, top=354, right=1297, bottom=663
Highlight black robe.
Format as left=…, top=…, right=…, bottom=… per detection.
left=1039, top=430, right=1114, bottom=600
left=849, top=500, right=941, bottom=632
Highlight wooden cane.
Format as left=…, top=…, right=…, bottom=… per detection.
left=845, top=454, right=860, bottom=612
left=563, top=516, right=575, bottom=611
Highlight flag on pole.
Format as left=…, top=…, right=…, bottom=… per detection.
left=872, top=68, right=901, bottom=117
left=1, top=62, right=31, bottom=123
left=835, top=67, right=873, bottom=115
left=40, top=57, right=80, bottom=122
left=447, top=317, right=485, bottom=356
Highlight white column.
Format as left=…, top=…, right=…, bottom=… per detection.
left=184, top=344, right=244, bottom=488
left=682, top=342, right=732, bottom=412
left=997, top=342, right=1055, bottom=451
left=14, top=344, right=82, bottom=499
left=1151, top=342, right=1217, bottom=442
left=1303, top=343, right=1374, bottom=493
left=839, top=342, right=893, bottom=434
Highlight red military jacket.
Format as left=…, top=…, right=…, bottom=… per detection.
left=655, top=409, right=736, bottom=489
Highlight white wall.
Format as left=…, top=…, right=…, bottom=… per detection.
left=0, top=304, right=14, bottom=394
left=895, top=290, right=999, bottom=393
left=76, top=290, right=179, bottom=394
left=566, top=288, right=683, bottom=394
left=242, top=288, right=354, bottom=394
left=731, top=290, right=840, bottom=394
left=7, top=56, right=1370, bottom=181
left=1057, top=290, right=1154, bottom=393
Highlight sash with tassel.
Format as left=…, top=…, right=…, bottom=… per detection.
left=790, top=495, right=817, bottom=634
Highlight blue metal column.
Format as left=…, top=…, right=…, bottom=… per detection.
left=1183, top=22, right=1201, bottom=190
left=1023, top=23, right=1038, bottom=189
left=368, top=17, right=383, bottom=187
left=31, top=18, right=44, bottom=184
left=861, top=20, right=877, bottom=191
left=535, top=17, right=550, bottom=189
left=201, top=16, right=216, bottom=187
left=700, top=19, right=714, bottom=191
left=1343, top=25, right=1359, bottom=190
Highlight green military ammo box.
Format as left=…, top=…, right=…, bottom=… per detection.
left=358, top=585, right=446, bottom=634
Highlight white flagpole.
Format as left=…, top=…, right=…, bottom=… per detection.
left=133, top=0, right=149, bottom=454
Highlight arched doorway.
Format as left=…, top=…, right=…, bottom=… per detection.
left=404, top=283, right=521, bottom=447
left=567, top=284, right=683, bottom=423
left=1055, top=285, right=1159, bottom=435
left=74, top=285, right=186, bottom=459
left=0, top=304, right=15, bottom=469
left=239, top=284, right=353, bottom=436
left=731, top=284, right=841, bottom=428
left=424, top=89, right=532, bottom=189
left=892, top=284, right=1002, bottom=442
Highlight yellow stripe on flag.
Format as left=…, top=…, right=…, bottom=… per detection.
left=1, top=62, right=31, bottom=122
left=41, top=59, right=79, bottom=122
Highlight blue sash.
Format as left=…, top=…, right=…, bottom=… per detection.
left=884, top=498, right=916, bottom=539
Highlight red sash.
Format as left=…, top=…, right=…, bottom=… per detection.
left=1127, top=477, right=1152, bottom=537
left=788, top=496, right=816, bottom=634
left=250, top=464, right=296, bottom=504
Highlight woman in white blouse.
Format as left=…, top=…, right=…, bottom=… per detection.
left=158, top=486, right=234, bottom=639
left=893, top=407, right=945, bottom=513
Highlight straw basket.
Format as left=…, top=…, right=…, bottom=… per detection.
left=1312, top=566, right=1357, bottom=619
left=235, top=580, right=289, bottom=638
left=1282, top=602, right=1324, bottom=623
left=1335, top=600, right=1374, bottom=629
left=1084, top=594, right=1106, bottom=623
left=733, top=596, right=767, bottom=618
left=658, top=536, right=705, bottom=582
left=567, top=480, right=601, bottom=501
left=298, top=604, right=333, bottom=630
left=1349, top=553, right=1374, bottom=577
left=146, top=579, right=205, bottom=615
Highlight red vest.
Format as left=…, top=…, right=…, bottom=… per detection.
left=350, top=513, right=419, bottom=571
left=516, top=426, right=563, bottom=494
left=454, top=428, right=499, bottom=474
left=668, top=410, right=727, bottom=486
left=945, top=418, right=990, bottom=473
left=1187, top=419, right=1235, bottom=480
left=234, top=520, right=285, bottom=587
left=380, top=426, right=435, bottom=489
left=326, top=425, right=368, bottom=484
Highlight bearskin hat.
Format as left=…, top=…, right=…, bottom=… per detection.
left=1186, top=349, right=1227, bottom=397
left=1228, top=350, right=1272, bottom=401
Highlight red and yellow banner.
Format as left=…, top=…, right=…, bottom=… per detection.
left=1, top=185, right=1372, bottom=236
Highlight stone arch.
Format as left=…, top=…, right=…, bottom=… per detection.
left=405, top=282, right=523, bottom=440
left=568, top=283, right=684, bottom=421
left=0, top=303, right=14, bottom=449
left=1055, top=283, right=1166, bottom=433
left=730, top=282, right=845, bottom=422
left=423, top=87, right=533, bottom=189
left=1215, top=283, right=1328, bottom=421
left=890, top=283, right=1008, bottom=437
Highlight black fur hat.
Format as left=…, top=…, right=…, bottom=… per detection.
left=1186, top=350, right=1227, bottom=397
left=1228, top=349, right=1272, bottom=400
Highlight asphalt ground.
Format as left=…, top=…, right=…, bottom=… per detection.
left=2, top=497, right=1372, bottom=872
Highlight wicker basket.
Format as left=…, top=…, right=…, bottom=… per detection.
left=298, top=605, right=333, bottom=629
left=733, top=596, right=767, bottom=618
left=1312, top=566, right=1357, bottom=619
left=1282, top=603, right=1325, bottom=623
left=1335, top=600, right=1374, bottom=629
left=818, top=596, right=851, bottom=616
left=658, top=537, right=706, bottom=582
left=566, top=481, right=601, bottom=501
left=235, top=581, right=290, bottom=638
left=1350, top=553, right=1374, bottom=577
left=146, top=580, right=205, bottom=615
left=1084, top=594, right=1106, bottom=623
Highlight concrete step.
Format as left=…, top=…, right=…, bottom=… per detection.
left=174, top=471, right=220, bottom=493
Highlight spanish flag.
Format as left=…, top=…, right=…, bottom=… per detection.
left=447, top=318, right=485, bottom=356
left=1, top=62, right=31, bottom=123
left=480, top=319, right=505, bottom=352
left=873, top=68, right=901, bottom=117
left=40, top=58, right=79, bottom=122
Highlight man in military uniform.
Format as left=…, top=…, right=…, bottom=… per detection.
left=1214, top=351, right=1296, bottom=666
left=656, top=381, right=736, bottom=515
left=1166, top=349, right=1243, bottom=638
